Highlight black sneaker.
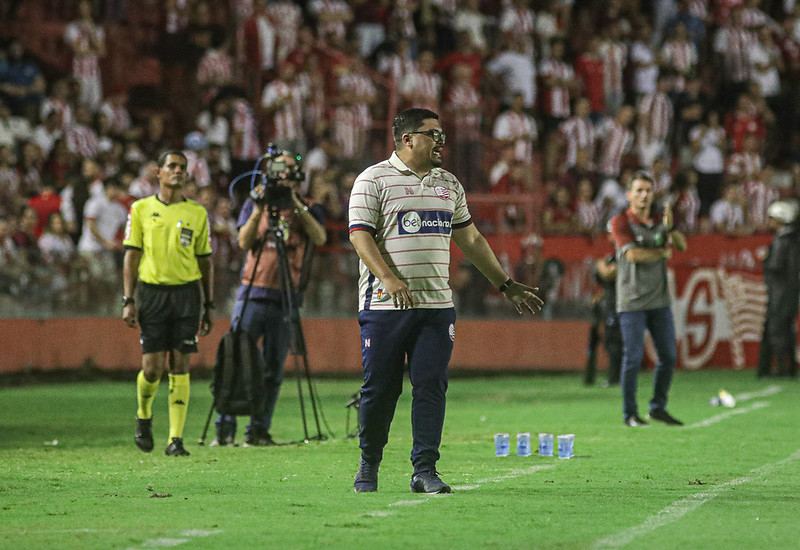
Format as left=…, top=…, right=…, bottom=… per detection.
left=624, top=414, right=649, bottom=427
left=410, top=470, right=451, bottom=494
left=648, top=409, right=684, bottom=426
left=353, top=458, right=379, bottom=493
left=165, top=437, right=190, bottom=456
left=135, top=417, right=154, bottom=452
left=244, top=427, right=276, bottom=447
left=210, top=422, right=236, bottom=447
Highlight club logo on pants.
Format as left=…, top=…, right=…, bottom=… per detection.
left=449, top=323, right=455, bottom=341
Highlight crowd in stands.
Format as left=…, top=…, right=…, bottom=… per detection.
left=3, top=0, right=800, bottom=316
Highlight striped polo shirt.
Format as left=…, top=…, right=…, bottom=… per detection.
left=349, top=152, right=472, bottom=311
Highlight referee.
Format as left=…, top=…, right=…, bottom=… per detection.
left=122, top=150, right=214, bottom=456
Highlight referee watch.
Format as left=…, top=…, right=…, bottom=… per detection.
left=122, top=296, right=135, bottom=307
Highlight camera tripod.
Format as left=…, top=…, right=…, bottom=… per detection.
left=199, top=195, right=332, bottom=445
left=264, top=203, right=330, bottom=443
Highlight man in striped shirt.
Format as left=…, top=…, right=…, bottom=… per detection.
left=349, top=108, right=542, bottom=494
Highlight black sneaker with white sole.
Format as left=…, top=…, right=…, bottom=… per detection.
left=410, top=470, right=451, bottom=494
left=623, top=414, right=649, bottom=427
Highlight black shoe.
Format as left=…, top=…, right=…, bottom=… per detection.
left=353, top=458, right=379, bottom=493
left=648, top=409, right=684, bottom=426
left=211, top=422, right=236, bottom=447
left=165, top=437, right=190, bottom=456
left=244, top=427, right=276, bottom=447
left=135, top=417, right=154, bottom=452
left=410, top=470, right=451, bottom=494
left=624, top=414, right=649, bottom=427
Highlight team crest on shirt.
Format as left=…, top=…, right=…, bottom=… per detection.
left=398, top=210, right=453, bottom=235
left=179, top=226, right=193, bottom=246
left=434, top=186, right=450, bottom=200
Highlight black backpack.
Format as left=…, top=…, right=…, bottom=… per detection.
left=211, top=328, right=266, bottom=418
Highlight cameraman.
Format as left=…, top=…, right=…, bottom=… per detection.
left=213, top=153, right=326, bottom=446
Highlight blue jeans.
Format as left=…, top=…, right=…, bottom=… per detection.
left=618, top=307, right=677, bottom=419
left=357, top=308, right=455, bottom=471
left=216, top=298, right=292, bottom=437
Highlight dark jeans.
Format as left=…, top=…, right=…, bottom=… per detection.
left=357, top=308, right=455, bottom=472
left=217, top=298, right=292, bottom=435
left=619, top=307, right=678, bottom=419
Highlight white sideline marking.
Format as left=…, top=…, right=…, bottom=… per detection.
left=590, top=448, right=800, bottom=549
left=363, top=464, right=556, bottom=518
left=735, top=385, right=783, bottom=402
left=125, top=529, right=222, bottom=550
left=686, top=401, right=770, bottom=429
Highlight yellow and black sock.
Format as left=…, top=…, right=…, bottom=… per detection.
left=168, top=373, right=190, bottom=441
left=136, top=370, right=160, bottom=420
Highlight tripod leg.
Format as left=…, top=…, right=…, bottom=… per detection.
left=198, top=401, right=215, bottom=445
left=293, top=352, right=310, bottom=441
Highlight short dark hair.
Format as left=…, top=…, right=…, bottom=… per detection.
left=392, top=108, right=439, bottom=146
left=157, top=150, right=188, bottom=168
left=627, top=170, right=655, bottom=189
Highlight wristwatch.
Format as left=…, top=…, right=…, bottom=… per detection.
left=122, top=296, right=135, bottom=306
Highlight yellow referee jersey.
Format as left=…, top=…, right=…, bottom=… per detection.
left=123, top=195, right=212, bottom=285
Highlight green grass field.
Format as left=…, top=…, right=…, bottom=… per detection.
left=1, top=370, right=798, bottom=549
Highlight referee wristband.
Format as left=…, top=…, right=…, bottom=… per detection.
left=498, top=278, right=514, bottom=293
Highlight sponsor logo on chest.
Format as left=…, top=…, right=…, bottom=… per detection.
left=398, top=210, right=453, bottom=235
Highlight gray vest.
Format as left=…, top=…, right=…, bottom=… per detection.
left=615, top=214, right=671, bottom=313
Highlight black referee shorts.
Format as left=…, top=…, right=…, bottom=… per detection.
left=138, top=281, right=202, bottom=354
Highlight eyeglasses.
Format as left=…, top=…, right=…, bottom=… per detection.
left=407, top=129, right=446, bottom=144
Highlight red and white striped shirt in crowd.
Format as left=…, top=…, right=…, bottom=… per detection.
left=444, top=83, right=482, bottom=141
left=674, top=187, right=701, bottom=233
left=164, top=1, right=189, bottom=33
left=597, top=119, right=633, bottom=177
left=349, top=72, right=377, bottom=130
left=559, top=116, right=595, bottom=167
left=268, top=1, right=302, bottom=62
left=99, top=102, right=132, bottom=136
left=184, top=150, right=210, bottom=188
left=726, top=151, right=763, bottom=182
left=740, top=6, right=769, bottom=31
left=261, top=79, right=307, bottom=140
left=40, top=98, right=73, bottom=130
left=637, top=91, right=673, bottom=144
left=709, top=196, right=745, bottom=231
left=231, top=98, right=261, bottom=160
left=660, top=38, right=698, bottom=91
left=575, top=199, right=601, bottom=232
left=378, top=53, right=417, bottom=84
left=689, top=0, right=709, bottom=23
left=65, top=123, right=99, bottom=159
left=333, top=71, right=377, bottom=159
left=295, top=71, right=326, bottom=135
left=744, top=178, right=779, bottom=229
left=400, top=70, right=442, bottom=112
left=713, top=25, right=754, bottom=83
left=538, top=58, right=573, bottom=118
left=500, top=7, right=536, bottom=57
left=63, top=23, right=104, bottom=82
left=309, top=0, right=352, bottom=42
left=197, top=49, right=234, bottom=88
left=599, top=39, right=627, bottom=97
left=492, top=110, right=538, bottom=164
